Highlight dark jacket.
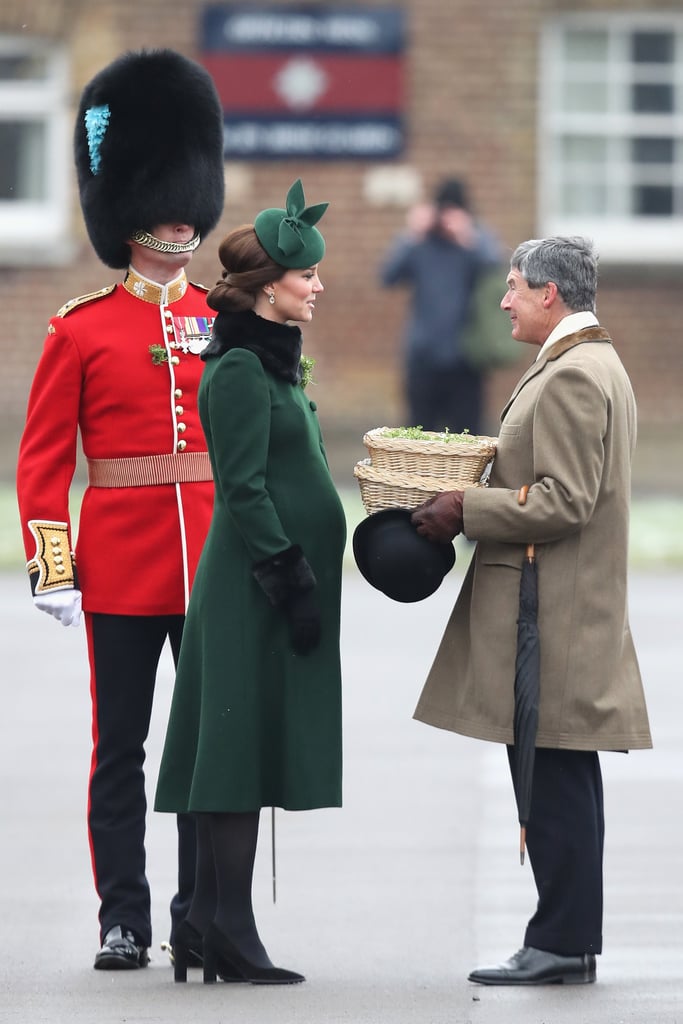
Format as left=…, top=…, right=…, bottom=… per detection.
left=380, top=225, right=500, bottom=368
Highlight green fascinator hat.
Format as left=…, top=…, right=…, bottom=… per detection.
left=254, top=178, right=328, bottom=269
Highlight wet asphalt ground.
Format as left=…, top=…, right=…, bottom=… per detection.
left=1, top=558, right=681, bottom=1024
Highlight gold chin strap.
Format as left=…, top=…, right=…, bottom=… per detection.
left=130, top=230, right=201, bottom=254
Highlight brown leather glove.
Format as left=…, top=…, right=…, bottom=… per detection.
left=411, top=490, right=465, bottom=543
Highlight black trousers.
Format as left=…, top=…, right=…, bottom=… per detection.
left=85, top=613, right=196, bottom=947
left=405, top=359, right=484, bottom=435
left=507, top=746, right=604, bottom=956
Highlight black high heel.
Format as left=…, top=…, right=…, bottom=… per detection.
left=173, top=920, right=243, bottom=983
left=203, top=923, right=305, bottom=985
left=172, top=920, right=204, bottom=983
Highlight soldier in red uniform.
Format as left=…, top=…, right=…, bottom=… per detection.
left=16, top=49, right=225, bottom=970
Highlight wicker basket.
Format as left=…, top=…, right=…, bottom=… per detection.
left=354, top=427, right=497, bottom=515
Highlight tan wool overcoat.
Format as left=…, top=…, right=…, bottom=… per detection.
left=413, top=327, right=652, bottom=752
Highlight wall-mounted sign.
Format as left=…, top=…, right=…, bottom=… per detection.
left=201, top=5, right=405, bottom=159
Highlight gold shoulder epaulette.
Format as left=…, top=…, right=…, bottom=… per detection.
left=57, top=284, right=117, bottom=318
left=189, top=280, right=210, bottom=293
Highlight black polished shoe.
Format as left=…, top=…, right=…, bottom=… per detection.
left=203, top=923, right=305, bottom=985
left=468, top=946, right=596, bottom=986
left=94, top=926, right=149, bottom=970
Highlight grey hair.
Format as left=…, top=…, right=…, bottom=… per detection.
left=510, top=236, right=598, bottom=313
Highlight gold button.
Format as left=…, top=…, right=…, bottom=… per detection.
left=56, top=565, right=65, bottom=574
left=171, top=356, right=180, bottom=365
left=174, top=388, right=183, bottom=398
left=50, top=536, right=60, bottom=545
left=177, top=439, right=187, bottom=451
left=175, top=405, right=184, bottom=415
left=54, top=555, right=64, bottom=564
left=166, top=325, right=174, bottom=334
left=177, top=422, right=186, bottom=433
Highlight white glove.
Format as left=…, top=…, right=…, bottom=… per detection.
left=33, top=589, right=83, bottom=627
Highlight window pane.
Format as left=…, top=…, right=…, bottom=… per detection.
left=562, top=182, right=607, bottom=215
left=631, top=31, right=674, bottom=64
left=634, top=185, right=673, bottom=215
left=561, top=81, right=608, bottom=112
left=632, top=83, right=673, bottom=113
left=564, top=30, right=608, bottom=62
left=0, top=121, right=46, bottom=199
left=0, top=54, right=49, bottom=80
left=631, top=137, right=674, bottom=164
left=562, top=136, right=607, bottom=164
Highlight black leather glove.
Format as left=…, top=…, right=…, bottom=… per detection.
left=252, top=545, right=321, bottom=656
left=411, top=490, right=465, bottom=543
left=282, top=588, right=321, bottom=655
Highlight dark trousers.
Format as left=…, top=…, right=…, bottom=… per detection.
left=405, top=359, right=484, bottom=435
left=507, top=746, right=604, bottom=956
left=85, top=612, right=196, bottom=947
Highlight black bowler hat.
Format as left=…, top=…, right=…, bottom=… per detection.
left=352, top=508, right=456, bottom=603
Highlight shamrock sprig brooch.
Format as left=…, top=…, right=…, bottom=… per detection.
left=149, top=344, right=168, bottom=365
left=299, top=355, right=316, bottom=389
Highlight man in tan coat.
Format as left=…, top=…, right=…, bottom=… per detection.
left=411, top=236, right=651, bottom=986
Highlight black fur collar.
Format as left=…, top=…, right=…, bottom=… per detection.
left=202, top=309, right=303, bottom=384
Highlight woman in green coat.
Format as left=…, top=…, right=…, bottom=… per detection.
left=155, top=181, right=345, bottom=985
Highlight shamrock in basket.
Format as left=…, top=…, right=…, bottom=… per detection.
left=353, top=426, right=497, bottom=517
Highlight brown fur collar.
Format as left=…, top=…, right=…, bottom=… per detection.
left=544, top=326, right=612, bottom=362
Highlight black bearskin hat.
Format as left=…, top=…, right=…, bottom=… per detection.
left=74, top=49, right=225, bottom=268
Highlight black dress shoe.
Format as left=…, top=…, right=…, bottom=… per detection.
left=203, top=923, right=305, bottom=985
left=468, top=946, right=596, bottom=986
left=94, top=926, right=149, bottom=970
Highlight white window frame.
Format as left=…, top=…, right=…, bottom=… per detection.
left=539, top=12, right=683, bottom=264
left=0, top=36, right=72, bottom=265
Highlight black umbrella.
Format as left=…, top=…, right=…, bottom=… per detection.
left=513, top=484, right=540, bottom=865
left=271, top=807, right=277, bottom=903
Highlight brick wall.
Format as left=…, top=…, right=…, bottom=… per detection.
left=2, top=0, right=682, bottom=479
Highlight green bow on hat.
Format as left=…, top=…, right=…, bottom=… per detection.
left=254, top=179, right=328, bottom=269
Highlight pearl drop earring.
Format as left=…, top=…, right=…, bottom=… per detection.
left=269, top=292, right=275, bottom=305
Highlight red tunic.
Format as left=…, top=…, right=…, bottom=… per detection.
left=17, top=271, right=215, bottom=615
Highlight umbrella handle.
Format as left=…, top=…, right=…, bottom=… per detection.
left=516, top=486, right=536, bottom=562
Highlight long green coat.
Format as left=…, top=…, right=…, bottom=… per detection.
left=155, top=321, right=346, bottom=812
left=414, top=328, right=651, bottom=752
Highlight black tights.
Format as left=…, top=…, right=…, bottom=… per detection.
left=186, top=811, right=273, bottom=968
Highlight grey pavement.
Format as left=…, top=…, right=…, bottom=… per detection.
left=1, top=555, right=681, bottom=1024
